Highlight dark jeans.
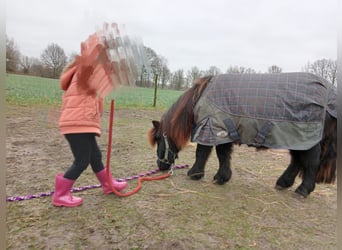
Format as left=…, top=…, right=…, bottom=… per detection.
left=63, top=133, right=104, bottom=180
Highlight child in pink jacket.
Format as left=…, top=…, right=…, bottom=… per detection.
left=52, top=37, right=128, bottom=207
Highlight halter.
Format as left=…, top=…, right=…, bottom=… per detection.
left=157, top=133, right=178, bottom=166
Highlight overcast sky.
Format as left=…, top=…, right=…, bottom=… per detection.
left=6, top=0, right=338, bottom=73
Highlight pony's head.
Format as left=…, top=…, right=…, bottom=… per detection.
left=148, top=120, right=179, bottom=170
left=148, top=75, right=213, bottom=170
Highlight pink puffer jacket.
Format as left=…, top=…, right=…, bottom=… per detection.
left=58, top=66, right=103, bottom=136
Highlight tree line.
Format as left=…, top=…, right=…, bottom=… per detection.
left=6, top=35, right=337, bottom=90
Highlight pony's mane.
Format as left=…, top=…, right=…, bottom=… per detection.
left=162, top=75, right=213, bottom=149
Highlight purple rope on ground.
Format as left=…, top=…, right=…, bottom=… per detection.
left=6, top=164, right=189, bottom=202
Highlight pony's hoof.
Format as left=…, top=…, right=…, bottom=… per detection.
left=275, top=184, right=287, bottom=190
left=213, top=175, right=229, bottom=185
left=275, top=178, right=294, bottom=189
left=187, top=170, right=204, bottom=180
left=294, top=187, right=309, bottom=198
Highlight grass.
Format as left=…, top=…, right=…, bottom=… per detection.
left=5, top=74, right=61, bottom=105
left=5, top=74, right=183, bottom=108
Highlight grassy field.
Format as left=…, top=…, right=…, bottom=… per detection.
left=5, top=74, right=183, bottom=108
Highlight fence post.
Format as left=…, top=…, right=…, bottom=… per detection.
left=153, top=73, right=158, bottom=107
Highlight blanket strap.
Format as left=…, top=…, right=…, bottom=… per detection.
left=254, top=121, right=274, bottom=145
left=223, top=118, right=240, bottom=141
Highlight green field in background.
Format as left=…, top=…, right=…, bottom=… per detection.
left=5, top=74, right=183, bottom=108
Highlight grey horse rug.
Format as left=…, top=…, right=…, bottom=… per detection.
left=191, top=73, right=337, bottom=150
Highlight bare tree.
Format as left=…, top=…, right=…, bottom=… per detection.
left=302, top=59, right=337, bottom=86
left=41, top=43, right=67, bottom=78
left=171, top=69, right=185, bottom=90
left=326, top=60, right=337, bottom=85
left=6, top=35, right=21, bottom=73
left=159, top=56, right=171, bottom=89
left=204, top=66, right=221, bottom=76
left=20, top=55, right=34, bottom=74
left=267, top=65, right=282, bottom=73
left=226, top=65, right=256, bottom=74
left=136, top=46, right=159, bottom=87
left=136, top=46, right=172, bottom=88
left=186, top=66, right=203, bottom=88
left=30, top=58, right=44, bottom=77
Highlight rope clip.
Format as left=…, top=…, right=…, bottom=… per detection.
left=168, top=165, right=175, bottom=176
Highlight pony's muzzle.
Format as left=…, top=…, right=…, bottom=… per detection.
left=157, top=159, right=172, bottom=171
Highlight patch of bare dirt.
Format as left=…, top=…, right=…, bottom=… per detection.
left=6, top=105, right=336, bottom=249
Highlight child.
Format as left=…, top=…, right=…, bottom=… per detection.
left=52, top=35, right=128, bottom=207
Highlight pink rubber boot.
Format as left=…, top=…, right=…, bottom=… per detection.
left=52, top=174, right=83, bottom=207
left=96, top=169, right=128, bottom=194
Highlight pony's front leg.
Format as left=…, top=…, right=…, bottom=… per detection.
left=294, top=144, right=321, bottom=198
left=187, top=144, right=213, bottom=180
left=214, top=143, right=233, bottom=184
left=275, top=150, right=301, bottom=190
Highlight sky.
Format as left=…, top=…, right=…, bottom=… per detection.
left=6, top=0, right=339, bottom=73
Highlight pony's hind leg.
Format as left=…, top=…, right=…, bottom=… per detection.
left=276, top=145, right=321, bottom=198
left=294, top=144, right=321, bottom=198
left=214, top=143, right=233, bottom=184
left=275, top=150, right=301, bottom=190
left=187, top=144, right=213, bottom=180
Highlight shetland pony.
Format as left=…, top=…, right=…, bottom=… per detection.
left=148, top=74, right=337, bottom=198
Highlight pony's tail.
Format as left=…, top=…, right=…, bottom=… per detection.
left=315, top=113, right=337, bottom=184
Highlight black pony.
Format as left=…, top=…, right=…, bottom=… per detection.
left=148, top=73, right=337, bottom=198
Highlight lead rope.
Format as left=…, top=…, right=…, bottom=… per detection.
left=106, top=99, right=177, bottom=197
left=6, top=165, right=189, bottom=202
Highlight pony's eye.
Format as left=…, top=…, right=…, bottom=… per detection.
left=155, top=132, right=162, bottom=141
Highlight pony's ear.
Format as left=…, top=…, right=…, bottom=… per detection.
left=147, top=127, right=157, bottom=147
left=148, top=120, right=160, bottom=147
left=152, top=120, right=160, bottom=130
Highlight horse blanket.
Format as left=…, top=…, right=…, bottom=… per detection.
left=191, top=73, right=337, bottom=150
